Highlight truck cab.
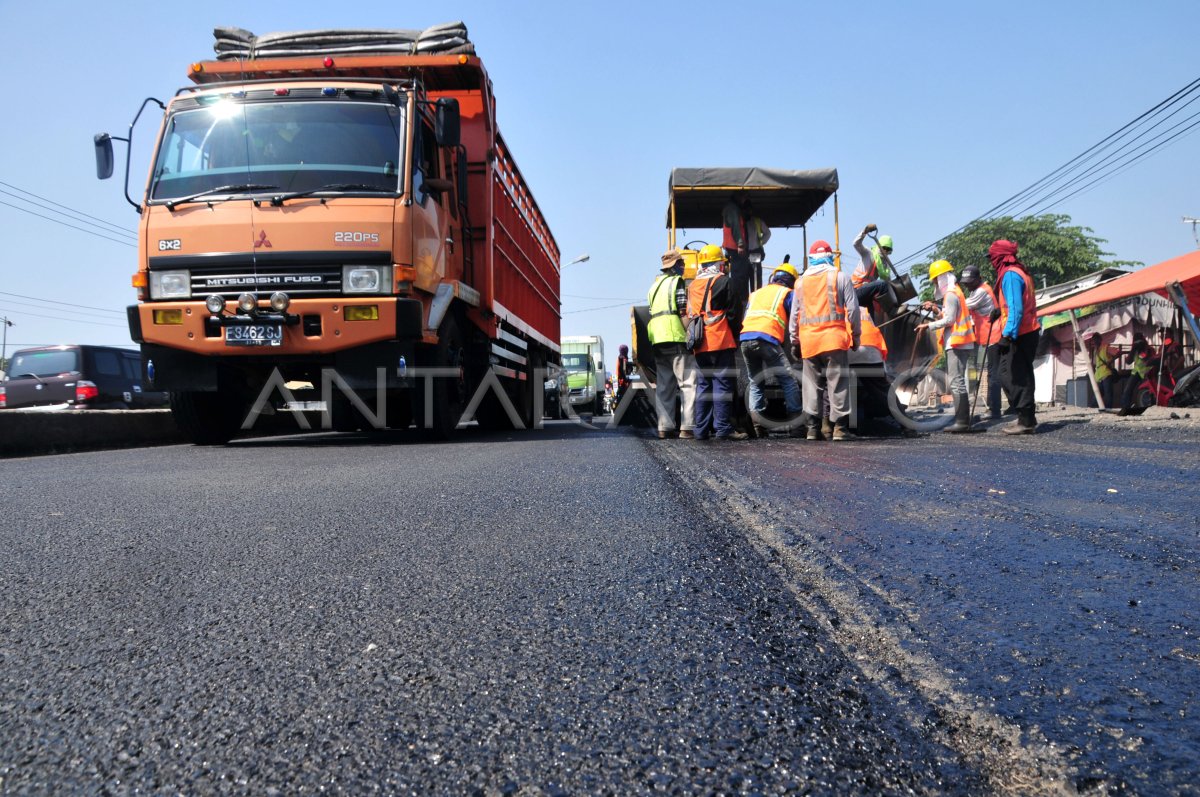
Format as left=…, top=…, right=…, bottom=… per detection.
left=561, top=335, right=605, bottom=416
left=95, top=32, right=562, bottom=443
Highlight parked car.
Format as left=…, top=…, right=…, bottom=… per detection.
left=0, top=345, right=167, bottom=409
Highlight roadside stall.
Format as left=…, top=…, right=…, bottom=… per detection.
left=1036, top=250, right=1200, bottom=409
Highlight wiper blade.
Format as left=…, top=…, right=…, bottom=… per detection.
left=165, top=184, right=279, bottom=211
left=13, top=372, right=45, bottom=382
left=267, top=183, right=395, bottom=206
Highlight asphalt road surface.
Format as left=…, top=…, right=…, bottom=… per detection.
left=1, top=418, right=1197, bottom=794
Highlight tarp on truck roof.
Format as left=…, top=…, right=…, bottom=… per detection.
left=667, top=167, right=839, bottom=229
left=213, top=23, right=474, bottom=60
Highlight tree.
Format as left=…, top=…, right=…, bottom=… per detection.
left=908, top=214, right=1141, bottom=299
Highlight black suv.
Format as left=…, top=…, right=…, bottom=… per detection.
left=1, top=345, right=167, bottom=410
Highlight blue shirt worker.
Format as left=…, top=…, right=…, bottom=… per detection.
left=990, top=239, right=1042, bottom=434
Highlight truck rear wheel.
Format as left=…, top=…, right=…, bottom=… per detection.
left=170, top=390, right=244, bottom=445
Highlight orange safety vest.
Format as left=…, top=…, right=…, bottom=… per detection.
left=996, top=266, right=1041, bottom=337
left=741, top=283, right=790, bottom=344
left=969, top=282, right=1003, bottom=346
left=941, top=284, right=977, bottom=349
left=795, top=270, right=851, bottom=357
left=851, top=247, right=889, bottom=288
left=687, top=273, right=736, bottom=353
left=855, top=310, right=888, bottom=358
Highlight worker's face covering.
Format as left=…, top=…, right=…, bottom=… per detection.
left=934, top=272, right=956, bottom=299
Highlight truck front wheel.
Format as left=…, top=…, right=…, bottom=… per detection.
left=170, top=390, right=244, bottom=445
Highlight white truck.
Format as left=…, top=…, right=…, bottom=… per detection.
left=561, top=335, right=605, bottom=416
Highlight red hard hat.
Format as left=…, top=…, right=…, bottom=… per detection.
left=809, top=240, right=833, bottom=256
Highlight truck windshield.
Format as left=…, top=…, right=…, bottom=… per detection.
left=562, top=354, right=589, bottom=372
left=7, top=350, right=79, bottom=379
left=149, top=99, right=404, bottom=201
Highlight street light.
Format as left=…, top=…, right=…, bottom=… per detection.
left=565, top=254, right=590, bottom=266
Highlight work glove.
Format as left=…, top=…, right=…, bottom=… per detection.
left=851, top=337, right=861, bottom=352
left=790, top=343, right=802, bottom=361
left=989, top=307, right=1002, bottom=323
left=864, top=223, right=878, bottom=234
left=997, top=336, right=1012, bottom=353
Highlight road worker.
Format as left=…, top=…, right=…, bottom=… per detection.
left=739, top=263, right=803, bottom=438
left=917, top=260, right=977, bottom=433
left=1083, top=331, right=1115, bottom=409
left=721, top=194, right=754, bottom=330
left=646, top=248, right=698, bottom=439
left=790, top=240, right=861, bottom=441
left=990, top=240, right=1041, bottom=434
left=613, top=344, right=632, bottom=407
left=689, top=245, right=747, bottom=440
left=852, top=223, right=899, bottom=315
left=959, top=265, right=1003, bottom=420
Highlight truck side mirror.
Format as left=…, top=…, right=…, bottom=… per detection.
left=435, top=98, right=460, bottom=148
left=94, top=133, right=114, bottom=180
left=423, top=177, right=453, bottom=197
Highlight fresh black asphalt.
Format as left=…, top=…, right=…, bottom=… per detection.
left=0, top=425, right=968, bottom=794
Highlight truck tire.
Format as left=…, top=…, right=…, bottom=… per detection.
left=170, top=390, right=244, bottom=445
left=415, top=315, right=468, bottom=439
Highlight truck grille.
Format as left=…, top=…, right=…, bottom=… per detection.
left=190, top=265, right=342, bottom=298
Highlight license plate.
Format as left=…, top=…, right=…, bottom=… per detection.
left=225, top=323, right=283, bottom=347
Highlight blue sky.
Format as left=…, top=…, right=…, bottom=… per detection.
left=0, top=1, right=1196, bottom=363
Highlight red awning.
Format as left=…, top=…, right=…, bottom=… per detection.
left=1037, top=250, right=1200, bottom=316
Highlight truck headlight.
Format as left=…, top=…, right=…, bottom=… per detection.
left=545, top=378, right=557, bottom=389
left=149, top=270, right=190, bottom=300
left=343, top=265, right=393, bottom=294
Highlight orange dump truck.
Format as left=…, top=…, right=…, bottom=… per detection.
left=95, top=28, right=561, bottom=442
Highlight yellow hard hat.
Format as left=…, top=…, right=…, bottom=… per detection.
left=698, top=244, right=724, bottom=264
left=771, top=263, right=799, bottom=280
left=928, top=259, right=954, bottom=280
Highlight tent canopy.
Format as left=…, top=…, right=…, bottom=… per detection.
left=667, top=167, right=839, bottom=229
left=1037, top=250, right=1200, bottom=317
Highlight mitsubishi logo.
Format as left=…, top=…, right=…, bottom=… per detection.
left=254, top=230, right=273, bottom=249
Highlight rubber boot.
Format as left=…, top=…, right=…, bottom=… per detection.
left=947, top=394, right=972, bottom=433
left=877, top=283, right=898, bottom=316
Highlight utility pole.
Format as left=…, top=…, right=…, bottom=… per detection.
left=1185, top=217, right=1200, bottom=249
left=1, top=317, right=12, bottom=374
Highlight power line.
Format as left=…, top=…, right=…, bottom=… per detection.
left=978, top=77, right=1200, bottom=223
left=0, top=291, right=125, bottom=315
left=892, top=76, right=1200, bottom=275
left=563, top=300, right=640, bottom=314
left=1020, top=111, right=1200, bottom=218
left=0, top=182, right=137, bottom=239
left=0, top=200, right=137, bottom=248
left=0, top=307, right=127, bottom=329
left=0, top=297, right=128, bottom=321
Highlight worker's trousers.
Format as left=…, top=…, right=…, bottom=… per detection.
left=694, top=348, right=738, bottom=438
left=740, top=339, right=802, bottom=417
left=999, top=330, right=1040, bottom=421
left=802, top=349, right=851, bottom=424
left=652, top=343, right=697, bottom=432
left=946, top=346, right=973, bottom=397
